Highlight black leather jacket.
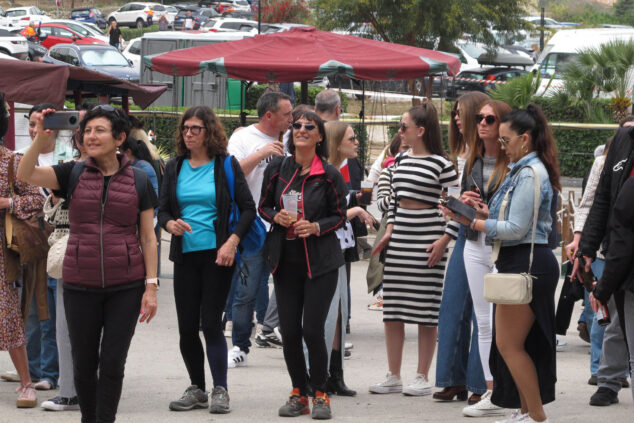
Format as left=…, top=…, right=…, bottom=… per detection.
left=580, top=126, right=634, bottom=259
left=259, top=155, right=348, bottom=279
left=158, top=155, right=256, bottom=264
left=460, top=157, right=500, bottom=241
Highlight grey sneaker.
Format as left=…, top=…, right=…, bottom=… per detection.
left=311, top=391, right=332, bottom=420
left=169, top=385, right=208, bottom=411
left=209, top=386, right=230, bottom=414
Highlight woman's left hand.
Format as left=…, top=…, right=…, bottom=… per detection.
left=139, top=286, right=157, bottom=323
left=426, top=235, right=450, bottom=267
left=294, top=219, right=317, bottom=238
left=216, top=240, right=236, bottom=267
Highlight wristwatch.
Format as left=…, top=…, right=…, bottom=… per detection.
left=146, top=278, right=160, bottom=289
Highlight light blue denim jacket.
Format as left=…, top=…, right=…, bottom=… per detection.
left=484, top=152, right=553, bottom=246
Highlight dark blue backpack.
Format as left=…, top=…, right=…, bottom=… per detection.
left=223, top=156, right=266, bottom=264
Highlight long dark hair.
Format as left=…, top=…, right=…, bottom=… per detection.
left=120, top=137, right=154, bottom=164
left=288, top=109, right=328, bottom=159
left=501, top=104, right=561, bottom=191
left=449, top=92, right=488, bottom=158
left=176, top=106, right=227, bottom=158
left=407, top=102, right=445, bottom=156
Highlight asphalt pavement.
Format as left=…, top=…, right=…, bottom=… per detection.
left=0, top=214, right=632, bottom=422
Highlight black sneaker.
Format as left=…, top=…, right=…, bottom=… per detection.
left=279, top=388, right=309, bottom=417
left=255, top=330, right=282, bottom=348
left=41, top=396, right=80, bottom=411
left=622, top=379, right=630, bottom=388
left=589, top=387, right=619, bottom=406
left=209, top=386, right=230, bottom=414
left=588, top=375, right=598, bottom=385
left=169, top=385, right=208, bottom=411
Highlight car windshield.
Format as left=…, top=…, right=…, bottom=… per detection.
left=6, top=10, right=26, bottom=17
left=0, top=29, right=21, bottom=37
left=71, top=10, right=91, bottom=18
left=65, top=23, right=91, bottom=37
left=81, top=49, right=129, bottom=66
left=460, top=43, right=487, bottom=59
left=457, top=72, right=485, bottom=80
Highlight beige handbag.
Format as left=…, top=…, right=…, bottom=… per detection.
left=483, top=166, right=540, bottom=305
left=43, top=195, right=69, bottom=279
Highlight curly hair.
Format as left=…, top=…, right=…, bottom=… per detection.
left=176, top=106, right=227, bottom=158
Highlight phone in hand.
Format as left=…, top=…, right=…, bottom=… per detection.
left=43, top=111, right=80, bottom=130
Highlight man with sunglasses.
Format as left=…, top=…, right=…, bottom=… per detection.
left=225, top=91, right=292, bottom=369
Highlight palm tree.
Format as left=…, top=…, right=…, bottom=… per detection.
left=489, top=71, right=552, bottom=109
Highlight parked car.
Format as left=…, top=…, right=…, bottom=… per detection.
left=163, top=6, right=179, bottom=28
left=20, top=23, right=106, bottom=50
left=262, top=23, right=311, bottom=33
left=0, top=6, right=12, bottom=27
left=522, top=16, right=580, bottom=30
left=70, top=8, right=108, bottom=30
left=202, top=17, right=258, bottom=33
left=43, top=44, right=139, bottom=82
left=0, top=28, right=28, bottom=60
left=5, top=6, right=50, bottom=27
left=220, top=1, right=252, bottom=18
left=122, top=36, right=141, bottom=72
left=446, top=67, right=528, bottom=100
left=107, top=2, right=166, bottom=29
left=48, top=20, right=109, bottom=44
left=173, top=7, right=219, bottom=30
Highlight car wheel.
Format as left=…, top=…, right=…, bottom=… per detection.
left=0, top=48, right=11, bottom=58
left=136, top=19, right=144, bottom=29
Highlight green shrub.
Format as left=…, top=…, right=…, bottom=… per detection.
left=120, top=25, right=160, bottom=41
left=245, top=84, right=348, bottom=111
left=553, top=127, right=614, bottom=178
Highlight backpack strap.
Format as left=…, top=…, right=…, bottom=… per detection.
left=224, top=155, right=235, bottom=202
left=131, top=167, right=148, bottom=204
left=66, top=161, right=85, bottom=203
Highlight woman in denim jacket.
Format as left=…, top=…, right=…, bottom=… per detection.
left=444, top=104, right=560, bottom=423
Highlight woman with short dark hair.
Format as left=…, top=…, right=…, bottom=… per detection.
left=159, top=105, right=255, bottom=414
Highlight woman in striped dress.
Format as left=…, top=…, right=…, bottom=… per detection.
left=370, top=103, right=459, bottom=396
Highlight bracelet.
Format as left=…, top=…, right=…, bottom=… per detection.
left=146, top=277, right=159, bottom=285
left=469, top=219, right=477, bottom=230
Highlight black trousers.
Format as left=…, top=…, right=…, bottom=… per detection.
left=64, top=284, right=144, bottom=423
left=274, top=252, right=338, bottom=393
left=174, top=249, right=233, bottom=391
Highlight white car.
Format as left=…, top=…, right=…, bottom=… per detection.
left=163, top=6, right=178, bottom=28
left=0, top=28, right=28, bottom=60
left=5, top=6, right=50, bottom=28
left=48, top=20, right=109, bottom=44
left=203, top=17, right=258, bottom=34
left=122, top=36, right=141, bottom=72
left=107, top=2, right=166, bottom=29
left=0, top=6, right=12, bottom=27
left=223, top=0, right=252, bottom=15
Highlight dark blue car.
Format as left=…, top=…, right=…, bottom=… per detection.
left=173, top=7, right=218, bottom=30
left=70, top=8, right=108, bottom=30
left=43, top=44, right=139, bottom=83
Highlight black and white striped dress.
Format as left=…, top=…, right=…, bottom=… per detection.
left=383, top=153, right=458, bottom=325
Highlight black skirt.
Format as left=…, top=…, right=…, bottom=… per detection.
left=490, top=244, right=559, bottom=409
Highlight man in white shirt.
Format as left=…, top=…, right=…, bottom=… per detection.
left=226, top=91, right=292, bottom=368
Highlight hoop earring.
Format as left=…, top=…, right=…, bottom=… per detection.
left=522, top=144, right=528, bottom=153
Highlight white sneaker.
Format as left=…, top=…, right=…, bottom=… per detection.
left=462, top=390, right=505, bottom=417
left=273, top=327, right=283, bottom=343
left=227, top=346, right=248, bottom=368
left=369, top=372, right=402, bottom=394
left=224, top=321, right=233, bottom=338
left=556, top=335, right=567, bottom=352
left=521, top=417, right=549, bottom=423
left=402, top=373, right=432, bottom=396
left=344, top=342, right=353, bottom=350
left=1, top=370, right=20, bottom=382
left=495, top=409, right=528, bottom=423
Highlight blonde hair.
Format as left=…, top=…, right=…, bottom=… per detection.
left=325, top=121, right=351, bottom=167
left=449, top=92, right=489, bottom=158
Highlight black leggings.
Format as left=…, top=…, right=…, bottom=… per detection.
left=274, top=255, right=338, bottom=393
left=174, top=249, right=233, bottom=391
left=64, top=284, right=144, bottom=423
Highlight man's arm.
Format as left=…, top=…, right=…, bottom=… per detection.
left=236, top=141, right=284, bottom=176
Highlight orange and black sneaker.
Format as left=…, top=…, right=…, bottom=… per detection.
left=278, top=388, right=309, bottom=417
left=311, top=391, right=332, bottom=420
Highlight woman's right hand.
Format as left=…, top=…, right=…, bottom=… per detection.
left=166, top=219, right=192, bottom=236
left=372, top=226, right=393, bottom=256
left=565, top=232, right=581, bottom=264
left=274, top=209, right=292, bottom=228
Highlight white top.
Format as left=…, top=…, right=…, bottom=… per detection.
left=574, top=155, right=605, bottom=234
left=228, top=124, right=279, bottom=207
left=367, top=146, right=388, bottom=184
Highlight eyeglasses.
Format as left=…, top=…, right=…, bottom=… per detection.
left=476, top=114, right=496, bottom=125
left=497, top=134, right=522, bottom=148
left=291, top=122, right=316, bottom=131
left=181, top=125, right=204, bottom=135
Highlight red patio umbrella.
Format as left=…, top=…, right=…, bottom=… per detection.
left=144, top=27, right=460, bottom=81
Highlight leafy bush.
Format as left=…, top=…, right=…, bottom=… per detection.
left=120, top=25, right=160, bottom=41
left=245, top=84, right=348, bottom=111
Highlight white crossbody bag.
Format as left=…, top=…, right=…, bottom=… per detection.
left=483, top=166, right=540, bottom=305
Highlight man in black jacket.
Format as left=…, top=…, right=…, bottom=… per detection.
left=577, top=125, right=634, bottom=406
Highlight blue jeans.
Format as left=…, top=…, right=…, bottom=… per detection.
left=26, top=277, right=59, bottom=385
left=589, top=258, right=606, bottom=375
left=225, top=271, right=268, bottom=324
left=435, top=227, right=486, bottom=394
left=230, top=248, right=270, bottom=352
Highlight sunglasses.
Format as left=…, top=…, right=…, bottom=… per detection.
left=497, top=134, right=522, bottom=148
left=476, top=114, right=496, bottom=125
left=451, top=109, right=460, bottom=118
left=291, top=122, right=317, bottom=131
left=399, top=123, right=409, bottom=131
left=93, top=104, right=116, bottom=112
left=181, top=125, right=204, bottom=135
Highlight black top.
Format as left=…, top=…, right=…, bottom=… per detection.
left=52, top=160, right=157, bottom=210
left=108, top=27, right=121, bottom=45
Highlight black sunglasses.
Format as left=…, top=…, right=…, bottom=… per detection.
left=476, top=114, right=496, bottom=125
left=93, top=104, right=116, bottom=112
left=451, top=109, right=460, bottom=118
left=291, top=122, right=317, bottom=131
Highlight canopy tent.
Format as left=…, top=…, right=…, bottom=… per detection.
left=0, top=59, right=167, bottom=109
left=143, top=27, right=461, bottom=82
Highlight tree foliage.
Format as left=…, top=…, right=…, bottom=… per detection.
left=255, top=0, right=311, bottom=24
left=310, top=0, right=529, bottom=51
left=615, top=0, right=634, bottom=26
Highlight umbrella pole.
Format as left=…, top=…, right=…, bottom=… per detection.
left=122, top=96, right=129, bottom=114
left=240, top=81, right=246, bottom=127
left=301, top=82, right=308, bottom=105
left=360, top=80, right=365, bottom=120
left=73, top=90, right=82, bottom=110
